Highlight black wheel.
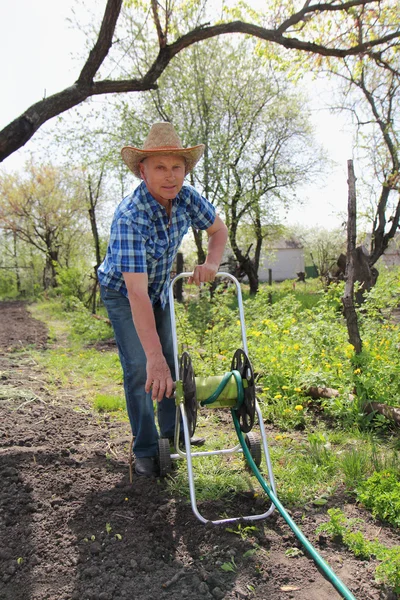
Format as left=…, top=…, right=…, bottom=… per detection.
left=231, top=349, right=256, bottom=433
left=158, top=438, right=172, bottom=477
left=179, top=351, right=197, bottom=437
left=245, top=431, right=262, bottom=468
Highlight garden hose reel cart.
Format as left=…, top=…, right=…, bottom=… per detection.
left=155, top=272, right=358, bottom=600
left=158, top=272, right=277, bottom=526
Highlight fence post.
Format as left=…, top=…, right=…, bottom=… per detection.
left=268, top=268, right=273, bottom=305
left=176, top=252, right=183, bottom=302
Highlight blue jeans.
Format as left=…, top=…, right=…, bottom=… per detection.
left=100, top=286, right=177, bottom=458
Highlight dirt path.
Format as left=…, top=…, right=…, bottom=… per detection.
left=0, top=301, right=397, bottom=600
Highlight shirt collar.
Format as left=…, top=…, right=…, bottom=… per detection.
left=139, top=181, right=182, bottom=221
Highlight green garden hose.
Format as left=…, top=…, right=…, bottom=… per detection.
left=202, top=370, right=357, bottom=600
left=231, top=411, right=357, bottom=600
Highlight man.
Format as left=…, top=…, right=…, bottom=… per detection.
left=98, top=122, right=228, bottom=477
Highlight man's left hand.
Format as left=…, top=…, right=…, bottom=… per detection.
left=188, top=263, right=218, bottom=285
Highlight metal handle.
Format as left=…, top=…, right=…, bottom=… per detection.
left=168, top=272, right=249, bottom=381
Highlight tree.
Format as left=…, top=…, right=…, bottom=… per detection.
left=0, top=163, right=87, bottom=289
left=294, top=225, right=347, bottom=281
left=1, top=0, right=399, bottom=163
left=113, top=31, right=323, bottom=293
left=292, top=2, right=400, bottom=284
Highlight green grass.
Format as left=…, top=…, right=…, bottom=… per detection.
left=29, top=302, right=122, bottom=402
left=26, top=274, right=400, bottom=537
left=93, top=393, right=126, bottom=413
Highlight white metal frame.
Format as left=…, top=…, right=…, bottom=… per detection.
left=168, top=272, right=277, bottom=524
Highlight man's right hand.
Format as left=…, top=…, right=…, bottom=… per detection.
left=145, top=352, right=174, bottom=402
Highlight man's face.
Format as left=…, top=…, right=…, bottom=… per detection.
left=139, top=155, right=186, bottom=204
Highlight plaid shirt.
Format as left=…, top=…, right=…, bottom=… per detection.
left=98, top=182, right=216, bottom=307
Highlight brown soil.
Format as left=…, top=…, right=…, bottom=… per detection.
left=0, top=301, right=399, bottom=600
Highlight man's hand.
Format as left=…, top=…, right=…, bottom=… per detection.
left=188, top=262, right=218, bottom=285
left=188, top=215, right=228, bottom=285
left=145, top=351, right=174, bottom=402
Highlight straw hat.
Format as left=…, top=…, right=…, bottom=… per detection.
left=121, top=122, right=205, bottom=179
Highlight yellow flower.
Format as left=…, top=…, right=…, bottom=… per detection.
left=263, top=387, right=270, bottom=392
left=353, top=368, right=361, bottom=374
left=274, top=394, right=282, bottom=399
left=282, top=385, right=289, bottom=390
left=283, top=329, right=290, bottom=334
left=294, top=405, right=303, bottom=411
left=283, top=408, right=292, bottom=414
left=294, top=387, right=302, bottom=392
left=275, top=435, right=283, bottom=440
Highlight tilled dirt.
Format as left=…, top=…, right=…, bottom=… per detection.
left=0, top=301, right=398, bottom=600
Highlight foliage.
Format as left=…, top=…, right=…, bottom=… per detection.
left=357, top=471, right=400, bottom=528
left=64, top=298, right=112, bottom=343
left=174, top=267, right=400, bottom=431
left=0, top=162, right=91, bottom=289
left=317, top=508, right=400, bottom=592
left=115, top=32, right=324, bottom=290
left=55, top=265, right=92, bottom=303
left=292, top=225, right=347, bottom=280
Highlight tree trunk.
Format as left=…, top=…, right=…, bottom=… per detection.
left=192, top=228, right=206, bottom=265
left=342, top=160, right=362, bottom=354
left=12, top=232, right=21, bottom=295
left=364, top=402, right=400, bottom=427
left=87, top=171, right=104, bottom=313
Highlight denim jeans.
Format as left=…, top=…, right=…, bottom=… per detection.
left=100, top=285, right=177, bottom=458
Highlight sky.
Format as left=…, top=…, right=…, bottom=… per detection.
left=0, top=0, right=355, bottom=230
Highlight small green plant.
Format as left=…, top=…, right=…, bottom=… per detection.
left=341, top=447, right=371, bottom=492
left=307, top=432, right=333, bottom=467
left=285, top=547, right=303, bottom=558
left=375, top=547, right=400, bottom=594
left=317, top=508, right=400, bottom=592
left=226, top=523, right=257, bottom=540
left=220, top=558, right=237, bottom=572
left=105, top=522, right=112, bottom=534
left=357, top=471, right=400, bottom=527
left=243, top=548, right=258, bottom=558
left=316, top=508, right=352, bottom=540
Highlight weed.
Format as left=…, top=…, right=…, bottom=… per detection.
left=317, top=508, right=400, bottom=592
left=341, top=447, right=371, bottom=492
left=220, top=558, right=237, bottom=572
left=357, top=471, right=400, bottom=527
left=225, top=524, right=258, bottom=540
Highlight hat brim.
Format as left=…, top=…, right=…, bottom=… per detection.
left=121, top=144, right=205, bottom=179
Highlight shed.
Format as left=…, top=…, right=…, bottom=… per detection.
left=258, top=238, right=305, bottom=282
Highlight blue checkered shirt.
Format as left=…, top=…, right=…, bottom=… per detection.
left=97, top=182, right=216, bottom=307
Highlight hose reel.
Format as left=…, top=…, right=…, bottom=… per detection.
left=178, top=348, right=256, bottom=434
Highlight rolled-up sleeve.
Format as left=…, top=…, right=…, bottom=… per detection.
left=110, top=218, right=147, bottom=273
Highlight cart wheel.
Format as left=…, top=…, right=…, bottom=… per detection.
left=245, top=432, right=262, bottom=468
left=158, top=438, right=172, bottom=477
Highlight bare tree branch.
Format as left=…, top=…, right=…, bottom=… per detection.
left=1, top=0, right=399, bottom=163
left=78, top=0, right=123, bottom=84
left=151, top=0, right=167, bottom=48
left=277, top=0, right=380, bottom=34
